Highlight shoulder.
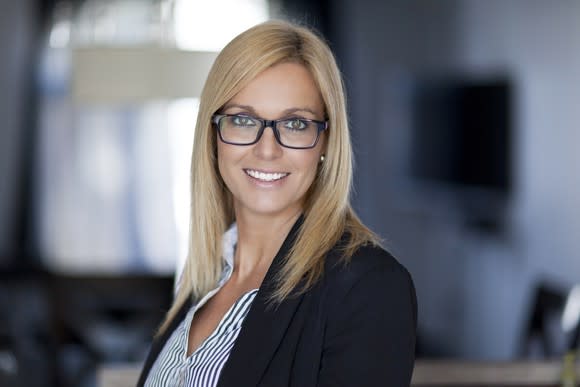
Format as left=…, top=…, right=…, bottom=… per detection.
left=321, top=242, right=417, bottom=319
left=324, top=242, right=413, bottom=291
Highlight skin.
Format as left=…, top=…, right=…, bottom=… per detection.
left=187, top=62, right=326, bottom=356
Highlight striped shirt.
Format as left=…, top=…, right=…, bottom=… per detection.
left=145, top=224, right=258, bottom=387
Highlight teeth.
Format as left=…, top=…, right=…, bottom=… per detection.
left=245, top=169, right=288, bottom=182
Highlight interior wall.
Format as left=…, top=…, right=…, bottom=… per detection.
left=456, top=0, right=580, bottom=358
left=458, top=0, right=580, bottom=287
left=327, top=0, right=580, bottom=359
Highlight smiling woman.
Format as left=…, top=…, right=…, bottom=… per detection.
left=138, top=20, right=417, bottom=387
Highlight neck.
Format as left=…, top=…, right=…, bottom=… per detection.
left=233, top=209, right=301, bottom=281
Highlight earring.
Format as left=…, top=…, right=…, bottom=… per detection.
left=320, top=154, right=325, bottom=162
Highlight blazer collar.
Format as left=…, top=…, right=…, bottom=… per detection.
left=217, top=214, right=305, bottom=386
left=136, top=296, right=192, bottom=386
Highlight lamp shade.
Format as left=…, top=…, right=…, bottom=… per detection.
left=72, top=47, right=217, bottom=103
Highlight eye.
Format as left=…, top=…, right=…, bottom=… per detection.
left=282, top=119, right=307, bottom=131
left=231, top=115, right=257, bottom=127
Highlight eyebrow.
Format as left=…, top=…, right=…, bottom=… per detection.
left=222, top=104, right=320, bottom=118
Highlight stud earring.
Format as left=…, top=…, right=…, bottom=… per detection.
left=320, top=154, right=325, bottom=162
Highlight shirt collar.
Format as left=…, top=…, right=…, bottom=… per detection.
left=221, top=222, right=238, bottom=274
left=175, top=222, right=238, bottom=293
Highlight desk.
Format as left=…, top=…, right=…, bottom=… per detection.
left=97, top=364, right=140, bottom=387
left=412, top=359, right=579, bottom=386
left=98, top=360, right=580, bottom=387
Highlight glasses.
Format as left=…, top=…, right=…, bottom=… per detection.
left=212, top=113, right=328, bottom=149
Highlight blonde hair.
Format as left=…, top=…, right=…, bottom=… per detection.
left=159, top=20, right=379, bottom=333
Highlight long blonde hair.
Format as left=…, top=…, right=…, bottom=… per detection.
left=159, top=20, right=379, bottom=333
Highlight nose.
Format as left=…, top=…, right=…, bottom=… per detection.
left=253, top=125, right=283, bottom=160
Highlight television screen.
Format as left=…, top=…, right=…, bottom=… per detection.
left=411, top=79, right=512, bottom=194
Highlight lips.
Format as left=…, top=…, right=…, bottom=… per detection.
left=244, top=169, right=289, bottom=182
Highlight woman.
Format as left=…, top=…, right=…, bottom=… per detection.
left=138, top=20, right=416, bottom=387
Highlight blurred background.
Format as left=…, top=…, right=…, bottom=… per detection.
left=1, top=0, right=579, bottom=386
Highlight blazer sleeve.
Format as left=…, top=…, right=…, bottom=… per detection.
left=317, top=261, right=417, bottom=387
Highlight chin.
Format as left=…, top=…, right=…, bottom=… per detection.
left=237, top=197, right=302, bottom=218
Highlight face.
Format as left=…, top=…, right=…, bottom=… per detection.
left=217, top=62, right=326, bottom=221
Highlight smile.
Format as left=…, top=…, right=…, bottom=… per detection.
left=244, top=169, right=289, bottom=182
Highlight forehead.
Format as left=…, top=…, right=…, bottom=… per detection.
left=224, top=62, right=324, bottom=118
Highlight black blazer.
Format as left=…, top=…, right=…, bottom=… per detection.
left=137, top=218, right=417, bottom=386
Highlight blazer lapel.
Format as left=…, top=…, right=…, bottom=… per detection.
left=217, top=215, right=305, bottom=387
left=136, top=298, right=192, bottom=386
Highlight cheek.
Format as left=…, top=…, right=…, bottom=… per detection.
left=296, top=153, right=322, bottom=182
left=217, top=141, right=240, bottom=166
left=216, top=141, right=239, bottom=186
left=216, top=142, right=226, bottom=179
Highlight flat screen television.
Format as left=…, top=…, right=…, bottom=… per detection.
left=410, top=78, right=512, bottom=230
left=411, top=78, right=512, bottom=193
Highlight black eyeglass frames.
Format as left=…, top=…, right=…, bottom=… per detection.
left=212, top=113, right=327, bottom=149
